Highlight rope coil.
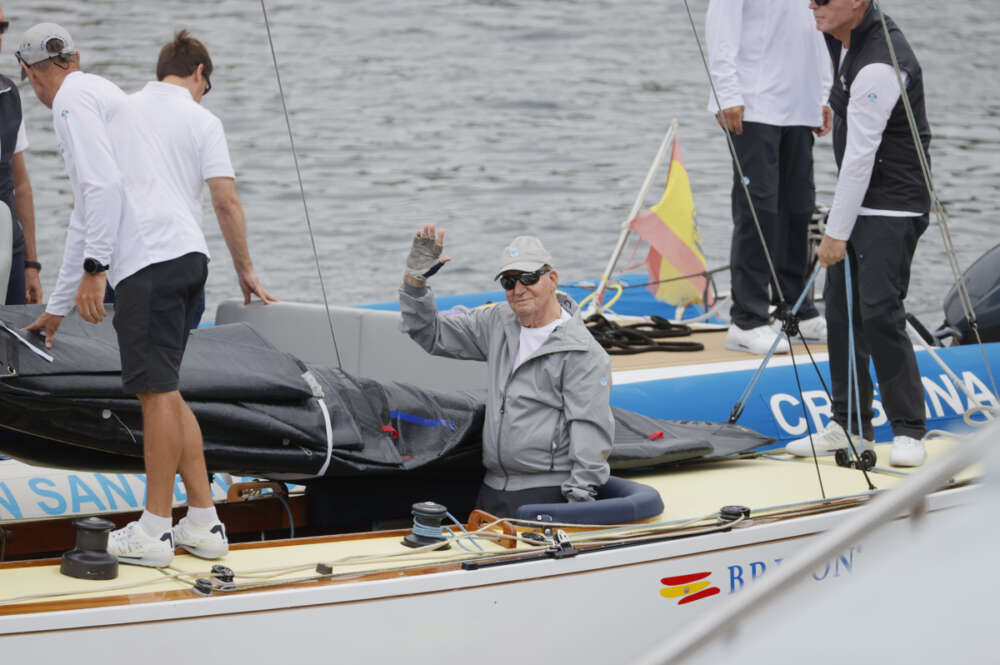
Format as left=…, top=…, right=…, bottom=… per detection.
left=585, top=314, right=705, bottom=354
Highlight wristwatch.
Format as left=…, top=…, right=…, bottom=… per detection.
left=83, top=258, right=109, bottom=275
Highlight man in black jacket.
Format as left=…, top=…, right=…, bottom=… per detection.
left=787, top=0, right=930, bottom=466
left=0, top=6, right=41, bottom=305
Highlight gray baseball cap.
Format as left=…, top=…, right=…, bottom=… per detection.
left=495, top=236, right=553, bottom=279
left=15, top=23, right=76, bottom=79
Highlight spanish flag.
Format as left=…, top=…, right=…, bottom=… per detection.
left=629, top=140, right=711, bottom=307
left=659, top=572, right=720, bottom=605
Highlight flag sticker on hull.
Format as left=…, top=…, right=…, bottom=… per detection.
left=660, top=572, right=720, bottom=605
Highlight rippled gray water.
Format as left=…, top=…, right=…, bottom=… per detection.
left=8, top=0, right=999, bottom=323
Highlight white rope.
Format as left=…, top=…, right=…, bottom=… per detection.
left=908, top=321, right=995, bottom=423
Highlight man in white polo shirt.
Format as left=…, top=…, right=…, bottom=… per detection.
left=22, top=27, right=276, bottom=566
left=108, top=30, right=278, bottom=566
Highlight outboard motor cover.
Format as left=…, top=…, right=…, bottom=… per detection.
left=942, top=242, right=1000, bottom=345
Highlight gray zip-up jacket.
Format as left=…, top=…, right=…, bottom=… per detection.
left=400, top=282, right=613, bottom=500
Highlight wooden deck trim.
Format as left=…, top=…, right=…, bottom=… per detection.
left=0, top=525, right=831, bottom=621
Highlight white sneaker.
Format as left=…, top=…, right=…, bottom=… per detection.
left=107, top=521, right=174, bottom=568
left=796, top=316, right=827, bottom=342
left=786, top=421, right=872, bottom=457
left=173, top=517, right=229, bottom=559
left=771, top=316, right=827, bottom=342
left=726, top=324, right=790, bottom=355
left=889, top=435, right=926, bottom=467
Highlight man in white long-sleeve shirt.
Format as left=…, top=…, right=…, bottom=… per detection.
left=17, top=23, right=124, bottom=337
left=786, top=0, right=931, bottom=467
left=706, top=0, right=832, bottom=355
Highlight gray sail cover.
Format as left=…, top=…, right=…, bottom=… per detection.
left=0, top=306, right=771, bottom=478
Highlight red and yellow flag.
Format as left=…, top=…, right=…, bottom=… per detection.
left=659, top=572, right=720, bottom=605
left=629, top=140, right=711, bottom=306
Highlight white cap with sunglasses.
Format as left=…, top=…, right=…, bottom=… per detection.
left=15, top=22, right=75, bottom=79
left=495, top=236, right=552, bottom=280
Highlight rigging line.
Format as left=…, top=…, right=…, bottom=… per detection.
left=605, top=265, right=731, bottom=291
left=845, top=257, right=858, bottom=456
left=728, top=263, right=823, bottom=424
left=260, top=0, right=343, bottom=368
left=874, top=1, right=998, bottom=399
left=681, top=0, right=787, bottom=306
left=787, top=343, right=826, bottom=499
left=798, top=330, right=876, bottom=491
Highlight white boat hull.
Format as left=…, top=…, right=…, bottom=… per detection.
left=0, top=484, right=973, bottom=664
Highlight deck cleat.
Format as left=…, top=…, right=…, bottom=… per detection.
left=193, top=578, right=214, bottom=596
left=719, top=505, right=751, bottom=527
left=546, top=530, right=578, bottom=559
left=210, top=564, right=236, bottom=590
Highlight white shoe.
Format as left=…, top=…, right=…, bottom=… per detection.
left=796, top=316, right=827, bottom=342
left=107, top=521, right=174, bottom=568
left=889, top=435, right=926, bottom=467
left=771, top=316, right=827, bottom=342
left=173, top=517, right=229, bottom=559
left=726, top=324, right=790, bottom=355
left=786, top=421, right=872, bottom=457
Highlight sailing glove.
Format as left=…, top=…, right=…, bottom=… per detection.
left=405, top=233, right=446, bottom=281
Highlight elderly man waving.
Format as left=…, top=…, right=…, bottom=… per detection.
left=400, top=225, right=613, bottom=517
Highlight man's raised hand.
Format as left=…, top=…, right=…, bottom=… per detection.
left=404, top=224, right=450, bottom=285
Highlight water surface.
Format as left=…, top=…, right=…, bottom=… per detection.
left=9, top=0, right=998, bottom=325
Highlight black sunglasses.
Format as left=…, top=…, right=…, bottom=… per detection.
left=0, top=21, right=9, bottom=35
left=499, top=268, right=550, bottom=291
left=813, top=0, right=831, bottom=5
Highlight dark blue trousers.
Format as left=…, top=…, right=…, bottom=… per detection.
left=824, top=215, right=929, bottom=440
left=729, top=123, right=819, bottom=329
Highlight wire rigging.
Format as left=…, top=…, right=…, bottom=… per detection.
left=260, top=0, right=343, bottom=368
left=681, top=0, right=787, bottom=307
left=873, top=2, right=999, bottom=400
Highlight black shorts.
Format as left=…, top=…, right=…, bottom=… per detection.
left=113, top=252, right=208, bottom=395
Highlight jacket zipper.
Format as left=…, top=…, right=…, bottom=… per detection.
left=497, top=372, right=515, bottom=490
left=497, top=318, right=587, bottom=490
